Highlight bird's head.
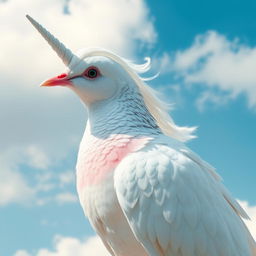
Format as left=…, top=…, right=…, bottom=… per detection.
left=26, top=15, right=196, bottom=142
left=44, top=53, right=131, bottom=105
left=26, top=15, right=138, bottom=105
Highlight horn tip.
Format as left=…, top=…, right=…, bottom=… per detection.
left=26, top=14, right=35, bottom=24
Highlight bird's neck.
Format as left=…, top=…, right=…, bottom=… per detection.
left=86, top=86, right=161, bottom=138
left=77, top=86, right=159, bottom=188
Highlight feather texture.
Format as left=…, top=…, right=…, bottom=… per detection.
left=115, top=136, right=255, bottom=256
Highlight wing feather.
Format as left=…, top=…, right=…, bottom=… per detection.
left=114, top=140, right=255, bottom=256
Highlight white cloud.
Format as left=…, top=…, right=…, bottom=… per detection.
left=0, top=167, right=34, bottom=206
left=0, top=0, right=155, bottom=86
left=14, top=251, right=31, bottom=256
left=55, top=192, right=78, bottom=204
left=195, top=90, right=231, bottom=112
left=0, top=145, right=77, bottom=206
left=14, top=235, right=110, bottom=256
left=0, top=148, right=35, bottom=206
left=170, top=31, right=256, bottom=110
left=239, top=200, right=256, bottom=240
left=0, top=0, right=156, bottom=206
left=35, top=192, right=77, bottom=206
left=59, top=170, right=75, bottom=187
left=25, top=145, right=50, bottom=170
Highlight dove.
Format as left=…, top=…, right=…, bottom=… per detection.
left=27, top=15, right=256, bottom=256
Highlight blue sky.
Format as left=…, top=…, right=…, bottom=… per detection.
left=0, top=0, right=255, bottom=255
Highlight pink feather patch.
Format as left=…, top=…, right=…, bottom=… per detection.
left=77, top=135, right=151, bottom=188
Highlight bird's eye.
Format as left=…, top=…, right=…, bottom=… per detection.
left=83, top=66, right=100, bottom=80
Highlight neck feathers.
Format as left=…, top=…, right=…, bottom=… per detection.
left=87, top=86, right=161, bottom=138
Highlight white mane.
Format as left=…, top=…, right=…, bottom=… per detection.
left=77, top=48, right=196, bottom=142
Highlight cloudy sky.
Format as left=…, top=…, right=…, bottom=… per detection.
left=0, top=0, right=255, bottom=255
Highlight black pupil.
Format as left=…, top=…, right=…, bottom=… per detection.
left=88, top=69, right=97, bottom=78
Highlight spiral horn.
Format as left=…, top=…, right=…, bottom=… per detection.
left=26, top=15, right=74, bottom=66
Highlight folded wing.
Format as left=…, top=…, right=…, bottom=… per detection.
left=114, top=140, right=255, bottom=256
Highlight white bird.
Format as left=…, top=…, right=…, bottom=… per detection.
left=27, top=15, right=256, bottom=256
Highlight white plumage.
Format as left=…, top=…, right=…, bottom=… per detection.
left=115, top=135, right=255, bottom=256
left=27, top=15, right=256, bottom=256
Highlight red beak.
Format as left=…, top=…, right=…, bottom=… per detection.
left=40, top=73, right=72, bottom=87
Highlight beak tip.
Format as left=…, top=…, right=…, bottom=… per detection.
left=39, top=75, right=72, bottom=87
left=40, top=81, right=52, bottom=87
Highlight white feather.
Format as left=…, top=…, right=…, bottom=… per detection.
left=114, top=136, right=256, bottom=256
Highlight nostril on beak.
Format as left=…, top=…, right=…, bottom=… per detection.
left=57, top=73, right=68, bottom=79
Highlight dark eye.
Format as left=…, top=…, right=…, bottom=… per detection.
left=84, top=66, right=100, bottom=79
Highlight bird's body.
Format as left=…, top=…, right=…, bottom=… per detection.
left=27, top=15, right=256, bottom=256
left=76, top=94, right=255, bottom=256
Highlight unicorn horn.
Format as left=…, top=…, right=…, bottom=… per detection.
left=26, top=15, right=74, bottom=66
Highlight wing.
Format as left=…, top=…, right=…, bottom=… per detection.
left=114, top=140, right=255, bottom=256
